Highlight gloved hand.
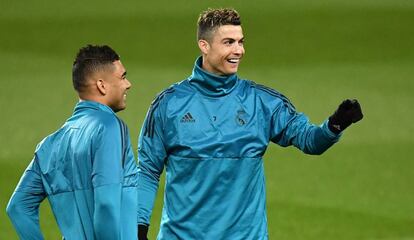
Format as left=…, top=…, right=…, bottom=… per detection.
left=138, top=224, right=149, bottom=240
left=328, top=99, right=363, bottom=134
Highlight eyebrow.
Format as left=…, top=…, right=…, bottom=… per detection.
left=222, top=37, right=245, bottom=42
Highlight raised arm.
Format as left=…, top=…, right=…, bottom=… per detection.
left=270, top=94, right=363, bottom=154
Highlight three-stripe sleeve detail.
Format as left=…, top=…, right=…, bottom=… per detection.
left=144, top=88, right=175, bottom=138
left=254, top=83, right=296, bottom=114
left=117, top=118, right=128, bottom=168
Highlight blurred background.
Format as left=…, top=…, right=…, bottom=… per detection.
left=1, top=0, right=413, bottom=239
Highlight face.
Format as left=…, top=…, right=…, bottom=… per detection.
left=103, top=60, right=131, bottom=112
left=199, top=25, right=245, bottom=76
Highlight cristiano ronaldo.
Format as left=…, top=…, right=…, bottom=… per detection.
left=137, top=8, right=363, bottom=240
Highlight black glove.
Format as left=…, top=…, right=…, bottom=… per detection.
left=328, top=99, right=363, bottom=134
left=138, top=224, right=149, bottom=240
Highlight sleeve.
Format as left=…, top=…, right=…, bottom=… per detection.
left=137, top=100, right=167, bottom=226
left=270, top=97, right=341, bottom=155
left=92, top=119, right=124, bottom=240
left=6, top=157, right=46, bottom=240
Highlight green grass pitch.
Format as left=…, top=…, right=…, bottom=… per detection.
left=1, top=0, right=413, bottom=239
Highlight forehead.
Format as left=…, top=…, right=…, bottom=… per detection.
left=212, top=25, right=243, bottom=41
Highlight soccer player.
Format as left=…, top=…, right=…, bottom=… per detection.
left=6, top=45, right=138, bottom=240
left=137, top=8, right=363, bottom=240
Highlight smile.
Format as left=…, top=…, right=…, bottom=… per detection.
left=227, top=58, right=240, bottom=63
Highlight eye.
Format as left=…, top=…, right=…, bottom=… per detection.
left=224, top=40, right=234, bottom=45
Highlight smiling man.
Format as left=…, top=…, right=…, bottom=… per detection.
left=137, top=8, right=363, bottom=240
left=7, top=45, right=138, bottom=239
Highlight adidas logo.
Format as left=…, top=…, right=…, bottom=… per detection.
left=180, top=112, right=195, bottom=123
left=332, top=124, right=341, bottom=131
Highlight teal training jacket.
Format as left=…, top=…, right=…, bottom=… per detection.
left=7, top=101, right=138, bottom=240
left=137, top=57, right=341, bottom=240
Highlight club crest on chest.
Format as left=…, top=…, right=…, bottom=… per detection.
left=236, top=109, right=247, bottom=126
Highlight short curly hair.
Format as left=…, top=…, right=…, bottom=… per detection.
left=197, top=8, right=241, bottom=42
left=72, top=44, right=120, bottom=92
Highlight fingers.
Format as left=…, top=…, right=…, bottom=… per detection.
left=340, top=99, right=354, bottom=110
left=345, top=99, right=363, bottom=123
left=351, top=99, right=363, bottom=123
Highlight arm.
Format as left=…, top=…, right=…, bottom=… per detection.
left=271, top=104, right=338, bottom=155
left=6, top=158, right=46, bottom=240
left=137, top=101, right=167, bottom=239
left=92, top=119, right=124, bottom=240
left=271, top=98, right=363, bottom=155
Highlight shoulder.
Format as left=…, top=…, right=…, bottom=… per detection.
left=150, top=84, right=177, bottom=107
left=93, top=114, right=123, bottom=143
left=148, top=79, right=192, bottom=108
left=74, top=108, right=122, bottom=139
left=242, top=79, right=296, bottom=112
left=243, top=80, right=282, bottom=97
left=34, top=135, right=50, bottom=154
left=67, top=110, right=120, bottom=141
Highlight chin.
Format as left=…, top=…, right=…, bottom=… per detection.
left=226, top=69, right=238, bottom=75
left=112, top=105, right=126, bottom=113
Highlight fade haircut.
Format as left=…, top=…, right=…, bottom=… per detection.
left=72, top=44, right=120, bottom=92
left=197, top=8, right=241, bottom=42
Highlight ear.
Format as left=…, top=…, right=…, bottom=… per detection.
left=198, top=39, right=210, bottom=55
left=96, top=79, right=107, bottom=95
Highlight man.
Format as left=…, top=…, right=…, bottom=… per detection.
left=7, top=45, right=138, bottom=239
left=137, top=8, right=363, bottom=240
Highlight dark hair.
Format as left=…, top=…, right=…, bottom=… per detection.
left=72, top=44, right=120, bottom=92
left=197, top=8, right=241, bottom=42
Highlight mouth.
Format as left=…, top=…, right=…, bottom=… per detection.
left=227, top=58, right=240, bottom=64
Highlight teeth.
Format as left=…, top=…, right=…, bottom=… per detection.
left=228, top=58, right=239, bottom=63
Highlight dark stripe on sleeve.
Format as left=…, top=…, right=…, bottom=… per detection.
left=144, top=88, right=175, bottom=138
left=117, top=118, right=128, bottom=168
left=254, top=83, right=296, bottom=114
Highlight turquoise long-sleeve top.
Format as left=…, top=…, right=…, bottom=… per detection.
left=137, top=57, right=341, bottom=239
left=7, top=100, right=138, bottom=240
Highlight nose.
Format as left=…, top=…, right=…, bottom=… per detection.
left=233, top=44, right=244, bottom=56
left=126, top=78, right=132, bottom=89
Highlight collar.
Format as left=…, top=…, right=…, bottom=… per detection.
left=188, top=56, right=239, bottom=97
left=74, top=100, right=116, bottom=115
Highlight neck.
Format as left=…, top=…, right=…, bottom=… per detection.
left=201, top=56, right=225, bottom=76
left=78, top=92, right=107, bottom=108
left=188, top=56, right=238, bottom=97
